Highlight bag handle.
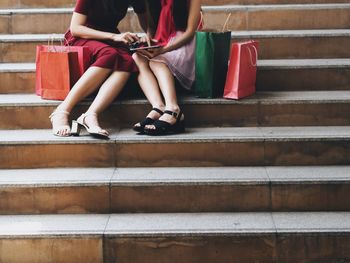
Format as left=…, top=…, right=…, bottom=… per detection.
left=197, top=11, right=204, bottom=31
left=222, top=13, right=232, bottom=32
left=47, top=34, right=65, bottom=52
left=247, top=43, right=258, bottom=67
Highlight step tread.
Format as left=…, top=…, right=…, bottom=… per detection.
left=259, top=58, right=350, bottom=68
left=1, top=126, right=350, bottom=144
left=2, top=29, right=350, bottom=42
left=0, top=212, right=349, bottom=237
left=3, top=91, right=350, bottom=107
left=1, top=3, right=350, bottom=14
left=2, top=59, right=350, bottom=73
left=0, top=166, right=349, bottom=187
left=202, top=3, right=350, bottom=10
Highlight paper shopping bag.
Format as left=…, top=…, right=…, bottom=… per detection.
left=36, top=45, right=91, bottom=96
left=195, top=31, right=231, bottom=98
left=223, top=40, right=259, bottom=100
left=194, top=13, right=232, bottom=98
left=39, top=51, right=80, bottom=100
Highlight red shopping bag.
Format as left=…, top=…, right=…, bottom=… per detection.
left=223, top=40, right=259, bottom=100
left=39, top=51, right=80, bottom=100
left=36, top=45, right=91, bottom=96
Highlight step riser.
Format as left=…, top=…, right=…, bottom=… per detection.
left=0, top=234, right=348, bottom=263
left=1, top=140, right=350, bottom=168
left=0, top=238, right=102, bottom=263
left=105, top=235, right=350, bottom=263
left=2, top=102, right=350, bottom=129
left=257, top=67, right=350, bottom=91
left=1, top=183, right=349, bottom=214
left=2, top=67, right=349, bottom=94
left=2, top=36, right=350, bottom=63
left=0, top=186, right=110, bottom=214
left=206, top=8, right=350, bottom=31
left=2, top=0, right=350, bottom=8
left=0, top=71, right=34, bottom=93
left=1, top=8, right=349, bottom=34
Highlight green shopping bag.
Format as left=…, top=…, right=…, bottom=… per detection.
left=195, top=14, right=232, bottom=98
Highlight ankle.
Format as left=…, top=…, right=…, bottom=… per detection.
left=85, top=111, right=98, bottom=117
left=56, top=103, right=71, bottom=114
left=152, top=104, right=165, bottom=111
left=165, top=105, right=180, bottom=113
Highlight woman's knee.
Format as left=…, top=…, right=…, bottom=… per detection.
left=132, top=53, right=150, bottom=69
left=149, top=60, right=162, bottom=71
left=149, top=61, right=170, bottom=74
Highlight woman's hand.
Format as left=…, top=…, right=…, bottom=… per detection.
left=111, top=32, right=140, bottom=44
left=137, top=46, right=165, bottom=59
left=139, top=35, right=159, bottom=47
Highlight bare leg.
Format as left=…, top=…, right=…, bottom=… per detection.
left=51, top=66, right=112, bottom=136
left=132, top=53, right=165, bottom=127
left=146, top=61, right=182, bottom=129
left=82, top=70, right=130, bottom=135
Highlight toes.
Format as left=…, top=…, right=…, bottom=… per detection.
left=64, top=129, right=70, bottom=136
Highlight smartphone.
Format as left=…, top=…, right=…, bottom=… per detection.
left=129, top=45, right=162, bottom=51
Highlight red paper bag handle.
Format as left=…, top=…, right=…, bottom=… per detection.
left=247, top=44, right=258, bottom=67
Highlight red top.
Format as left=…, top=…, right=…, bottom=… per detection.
left=154, top=0, right=176, bottom=45
left=73, top=0, right=146, bottom=33
left=154, top=0, right=203, bottom=45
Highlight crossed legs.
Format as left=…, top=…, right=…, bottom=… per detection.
left=51, top=66, right=130, bottom=136
left=132, top=53, right=182, bottom=131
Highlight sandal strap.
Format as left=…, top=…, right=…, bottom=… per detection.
left=81, top=112, right=97, bottom=118
left=153, top=119, right=171, bottom=129
left=77, top=112, right=104, bottom=132
left=152, top=108, right=164, bottom=115
left=49, top=110, right=69, bottom=119
left=139, top=117, right=154, bottom=127
left=164, top=110, right=182, bottom=121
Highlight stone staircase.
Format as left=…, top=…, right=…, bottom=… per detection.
left=0, top=0, right=350, bottom=262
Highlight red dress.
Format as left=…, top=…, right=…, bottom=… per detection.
left=64, top=0, right=146, bottom=72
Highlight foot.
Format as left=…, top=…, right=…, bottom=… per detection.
left=145, top=107, right=182, bottom=130
left=49, top=110, right=71, bottom=137
left=144, top=109, right=185, bottom=136
left=133, top=107, right=164, bottom=131
left=79, top=112, right=109, bottom=137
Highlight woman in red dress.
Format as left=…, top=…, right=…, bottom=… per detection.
left=49, top=0, right=149, bottom=138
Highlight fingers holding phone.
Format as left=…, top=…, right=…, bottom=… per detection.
left=112, top=32, right=139, bottom=44
left=136, top=46, right=164, bottom=59
left=139, top=35, right=159, bottom=47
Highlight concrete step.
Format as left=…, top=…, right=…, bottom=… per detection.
left=2, top=0, right=350, bottom=8
left=0, top=212, right=349, bottom=262
left=1, top=4, right=349, bottom=34
left=2, top=91, right=350, bottom=129
left=257, top=59, right=350, bottom=91
left=1, top=126, right=350, bottom=168
left=0, top=63, right=34, bottom=94
left=0, top=167, right=349, bottom=214
left=1, top=30, right=350, bottom=63
left=1, top=59, right=349, bottom=94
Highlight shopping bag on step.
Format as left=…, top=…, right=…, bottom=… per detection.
left=39, top=50, right=80, bottom=100
left=195, top=14, right=232, bottom=98
left=223, top=40, right=259, bottom=100
left=35, top=38, right=91, bottom=96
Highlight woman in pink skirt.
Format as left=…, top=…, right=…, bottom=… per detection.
left=133, top=0, right=202, bottom=135
left=50, top=0, right=150, bottom=138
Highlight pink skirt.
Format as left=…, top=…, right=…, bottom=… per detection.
left=151, top=31, right=196, bottom=90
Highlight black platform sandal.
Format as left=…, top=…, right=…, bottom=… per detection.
left=133, top=107, right=164, bottom=133
left=144, top=110, right=185, bottom=136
